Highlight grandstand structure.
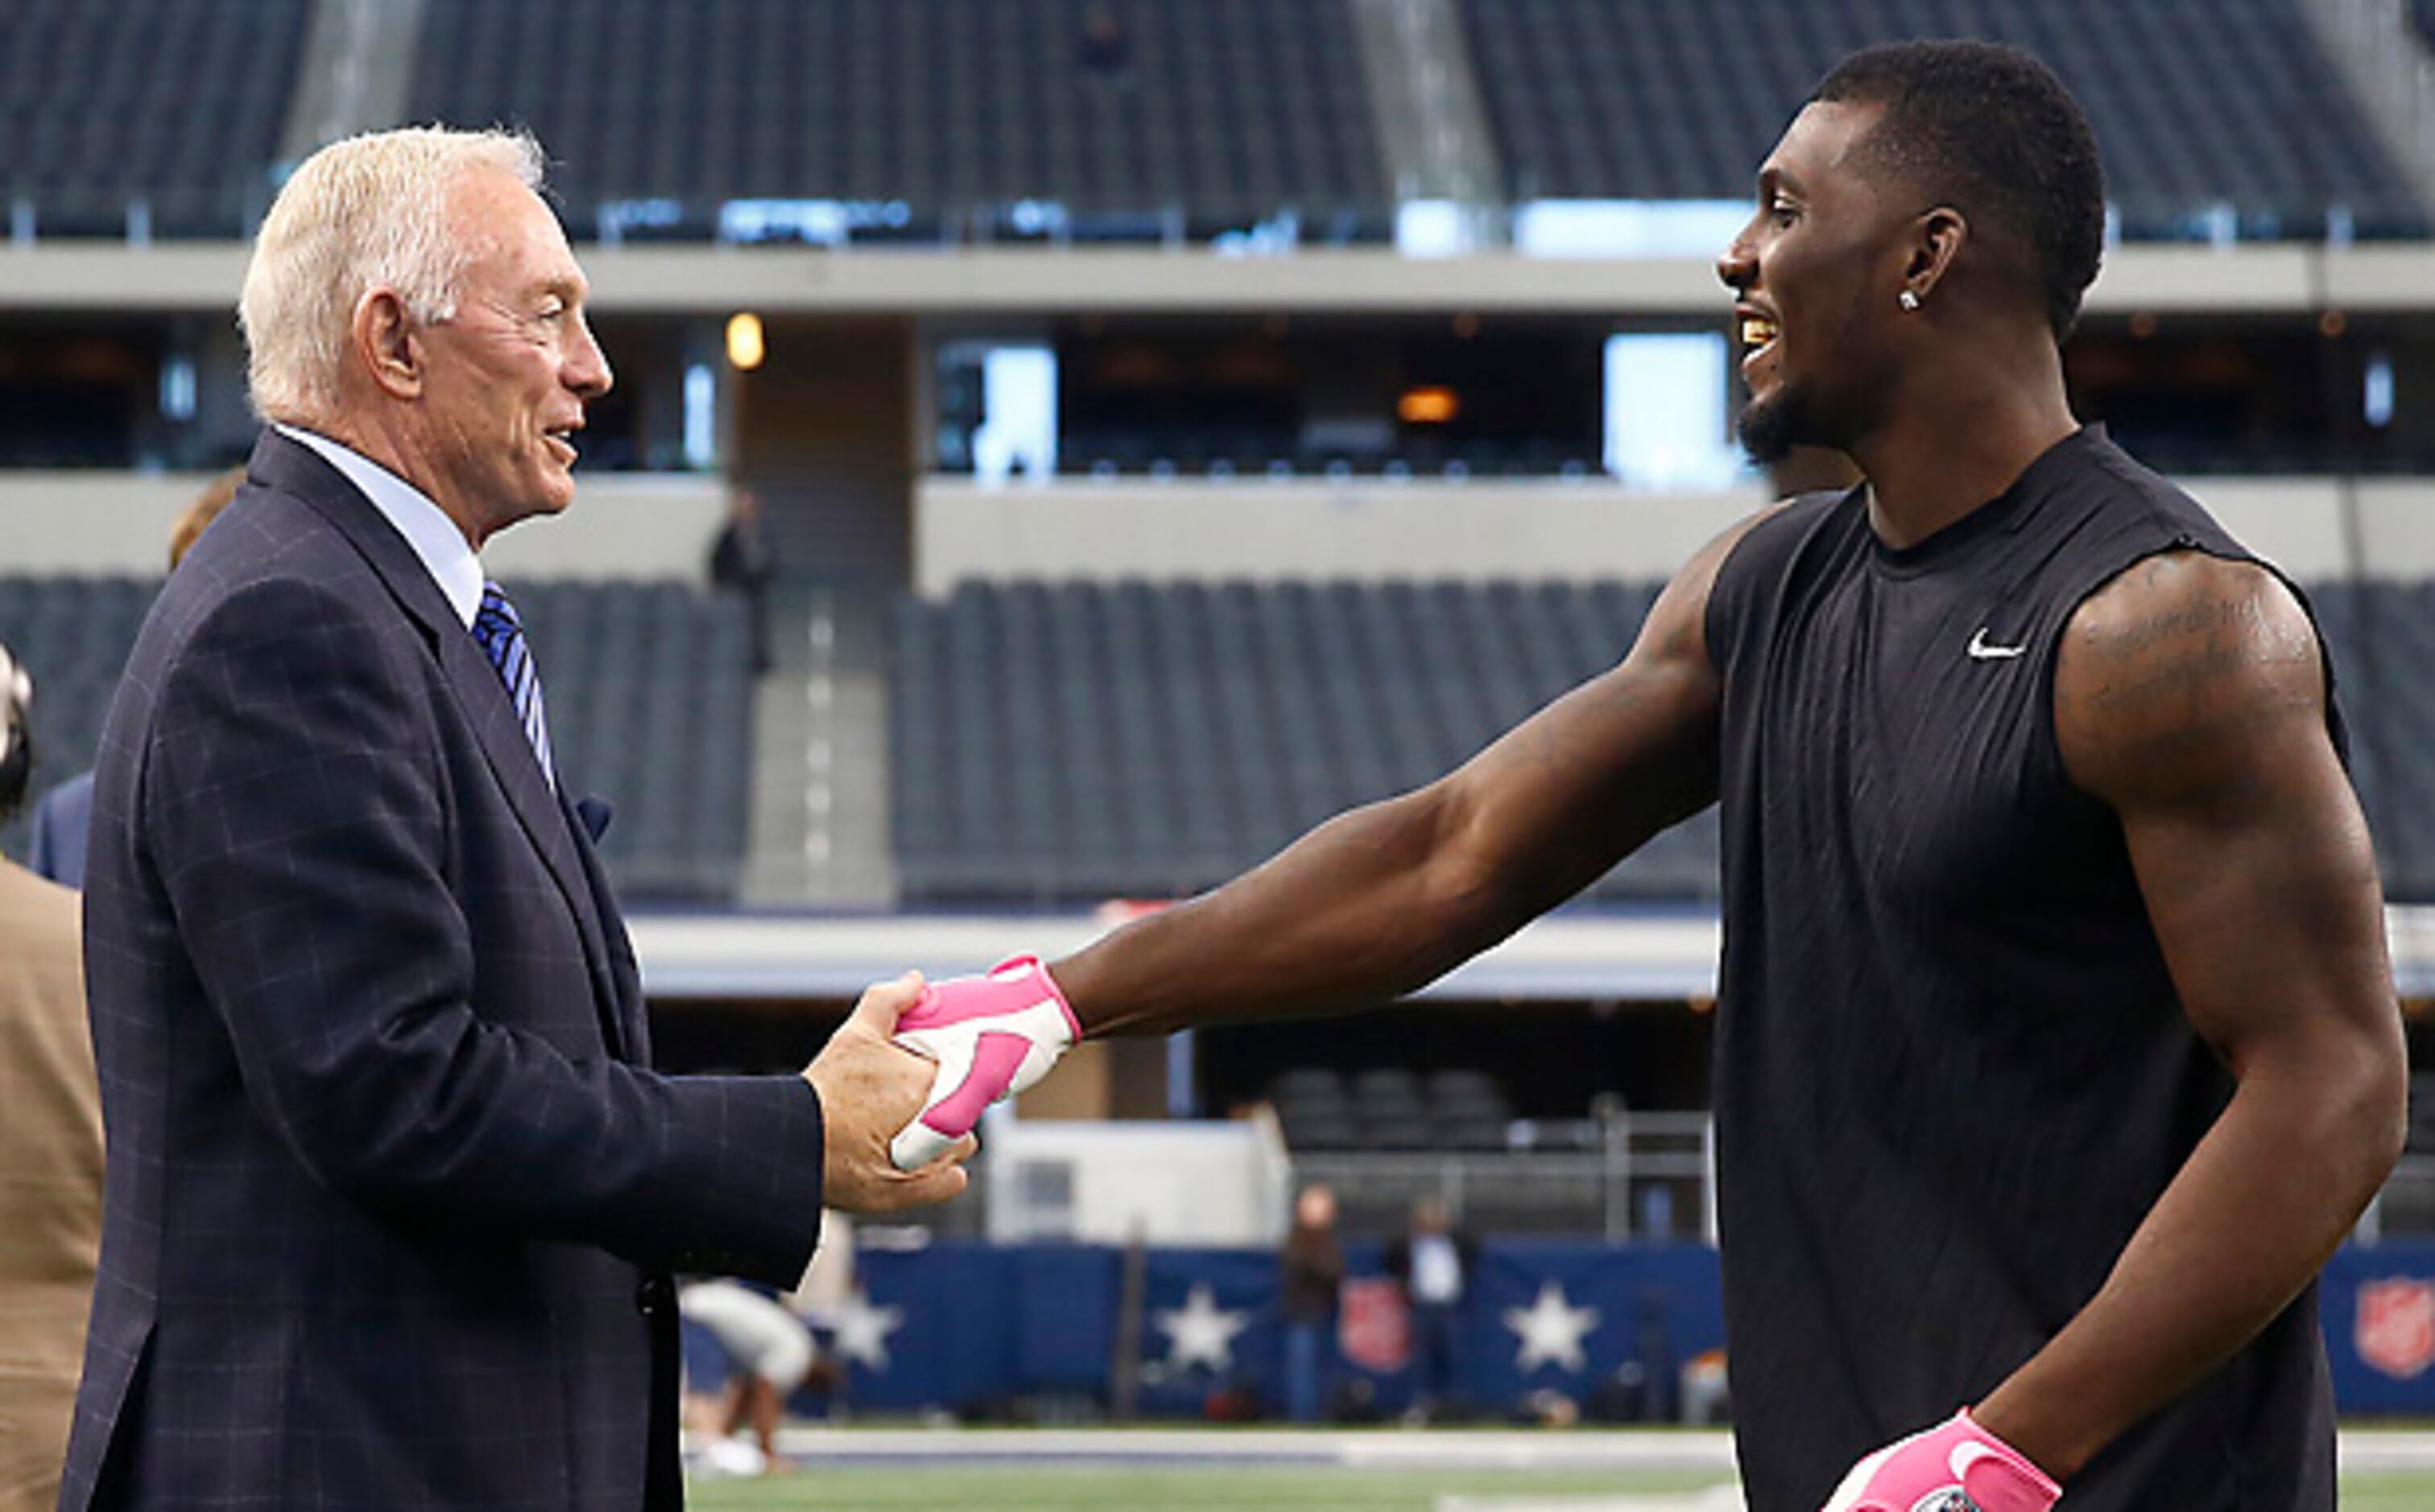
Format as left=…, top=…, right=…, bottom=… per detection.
left=7, top=0, right=2435, bottom=1223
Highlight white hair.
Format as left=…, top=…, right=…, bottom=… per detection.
left=238, top=125, right=546, bottom=425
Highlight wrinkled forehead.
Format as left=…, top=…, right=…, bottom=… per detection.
left=447, top=168, right=587, bottom=294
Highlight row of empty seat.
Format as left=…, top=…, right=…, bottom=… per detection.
left=0, top=576, right=754, bottom=903
left=890, top=578, right=1719, bottom=904
left=407, top=0, right=1390, bottom=238
left=1462, top=0, right=2431, bottom=239
left=0, top=0, right=307, bottom=238
left=7, top=0, right=2419, bottom=242
left=19, top=570, right=2435, bottom=912
left=1269, top=1064, right=1518, bottom=1152
left=891, top=576, right=2435, bottom=907
left=498, top=580, right=757, bottom=901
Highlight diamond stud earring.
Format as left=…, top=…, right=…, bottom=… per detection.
left=1898, top=289, right=1922, bottom=312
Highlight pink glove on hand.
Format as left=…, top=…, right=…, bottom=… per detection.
left=1821, top=1411, right=2061, bottom=1512
left=887, top=956, right=1081, bottom=1171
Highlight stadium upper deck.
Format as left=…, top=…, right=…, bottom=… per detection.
left=2, top=0, right=2426, bottom=244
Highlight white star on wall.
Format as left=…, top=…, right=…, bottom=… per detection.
left=1155, top=1282, right=1251, bottom=1374
left=1504, top=1278, right=1602, bottom=1374
left=830, top=1287, right=905, bottom=1372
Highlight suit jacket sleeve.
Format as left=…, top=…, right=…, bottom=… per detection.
left=145, top=575, right=823, bottom=1284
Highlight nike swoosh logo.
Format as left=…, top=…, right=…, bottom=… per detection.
left=1966, top=628, right=2027, bottom=660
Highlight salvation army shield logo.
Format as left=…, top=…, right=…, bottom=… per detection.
left=2357, top=1277, right=2435, bottom=1379
left=1338, top=1277, right=1412, bottom=1373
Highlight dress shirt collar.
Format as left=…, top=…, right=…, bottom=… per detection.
left=274, top=423, right=484, bottom=630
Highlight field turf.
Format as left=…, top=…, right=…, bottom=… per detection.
left=689, top=1462, right=2435, bottom=1510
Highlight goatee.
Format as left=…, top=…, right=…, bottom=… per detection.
left=1737, top=388, right=1801, bottom=466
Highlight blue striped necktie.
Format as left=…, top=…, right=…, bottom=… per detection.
left=471, top=580, right=555, bottom=787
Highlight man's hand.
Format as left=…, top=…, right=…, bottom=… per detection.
left=1821, top=1411, right=2060, bottom=1512
left=887, top=956, right=1080, bottom=1171
left=804, top=973, right=977, bottom=1212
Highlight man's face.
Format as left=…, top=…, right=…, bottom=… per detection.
left=1718, top=100, right=1913, bottom=465
left=409, top=170, right=611, bottom=543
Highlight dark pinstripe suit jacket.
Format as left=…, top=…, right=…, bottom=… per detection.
left=61, top=430, right=827, bottom=1510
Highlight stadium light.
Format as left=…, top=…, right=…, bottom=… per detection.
left=726, top=312, right=766, bottom=371
left=1398, top=386, right=1460, bottom=425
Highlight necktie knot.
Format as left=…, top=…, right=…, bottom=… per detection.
left=472, top=580, right=554, bottom=787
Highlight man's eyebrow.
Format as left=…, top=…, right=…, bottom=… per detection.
left=1757, top=164, right=1802, bottom=199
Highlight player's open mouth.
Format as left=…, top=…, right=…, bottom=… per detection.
left=545, top=426, right=581, bottom=463
left=1738, top=313, right=1780, bottom=364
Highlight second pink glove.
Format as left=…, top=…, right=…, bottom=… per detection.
left=1821, top=1410, right=2060, bottom=1512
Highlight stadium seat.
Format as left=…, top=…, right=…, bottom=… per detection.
left=404, top=0, right=1393, bottom=242
left=2, top=0, right=308, bottom=239
left=890, top=576, right=1765, bottom=907
left=0, top=576, right=759, bottom=903
left=1461, top=0, right=2429, bottom=238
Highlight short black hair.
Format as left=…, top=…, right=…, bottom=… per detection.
left=1813, top=39, right=2106, bottom=340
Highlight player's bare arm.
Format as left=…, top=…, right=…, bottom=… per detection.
left=1970, top=549, right=2408, bottom=1481
left=1048, top=511, right=1776, bottom=1039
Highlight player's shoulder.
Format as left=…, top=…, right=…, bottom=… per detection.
left=2052, top=428, right=2251, bottom=558
left=2056, top=548, right=2323, bottom=797
left=1694, top=485, right=1854, bottom=593
left=2057, top=436, right=2301, bottom=658
left=1691, top=483, right=1863, bottom=644
left=2064, top=548, right=2313, bottom=677
left=1736, top=483, right=1856, bottom=547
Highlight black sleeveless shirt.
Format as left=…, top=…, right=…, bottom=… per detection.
left=1703, top=429, right=2337, bottom=1510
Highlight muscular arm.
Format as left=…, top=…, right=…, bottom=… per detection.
left=1053, top=514, right=1767, bottom=1036
left=1973, top=552, right=2406, bottom=1479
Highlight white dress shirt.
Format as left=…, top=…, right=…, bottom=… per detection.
left=275, top=424, right=483, bottom=631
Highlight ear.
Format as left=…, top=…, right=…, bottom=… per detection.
left=1901, top=206, right=1968, bottom=307
left=352, top=287, right=424, bottom=401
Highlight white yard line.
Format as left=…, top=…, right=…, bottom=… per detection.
left=765, top=1425, right=2435, bottom=1474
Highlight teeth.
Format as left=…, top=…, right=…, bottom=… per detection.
left=1739, top=316, right=1780, bottom=349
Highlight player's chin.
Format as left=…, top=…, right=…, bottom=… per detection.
left=1735, top=392, right=1798, bottom=466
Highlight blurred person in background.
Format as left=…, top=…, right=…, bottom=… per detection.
left=0, top=640, right=100, bottom=1512
left=60, top=126, right=969, bottom=1512
left=1077, top=5, right=1133, bottom=78
left=883, top=41, right=2403, bottom=1511
left=1383, top=1194, right=1474, bottom=1425
left=26, top=467, right=241, bottom=890
left=1276, top=1182, right=1344, bottom=1424
left=678, top=1278, right=825, bottom=1476
left=708, top=486, right=776, bottom=675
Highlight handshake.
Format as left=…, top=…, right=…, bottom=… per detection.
left=804, top=956, right=1080, bottom=1211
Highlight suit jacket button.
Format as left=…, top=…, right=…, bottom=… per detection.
left=635, top=1276, right=672, bottom=1315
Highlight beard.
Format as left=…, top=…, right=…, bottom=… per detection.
left=1736, top=379, right=1813, bottom=466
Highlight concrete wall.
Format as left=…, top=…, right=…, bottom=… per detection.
left=916, top=475, right=1773, bottom=591
left=0, top=471, right=730, bottom=581
left=916, top=473, right=2435, bottom=592
left=9, top=242, right=2430, bottom=316
left=11, top=467, right=2435, bottom=589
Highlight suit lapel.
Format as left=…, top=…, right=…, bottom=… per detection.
left=251, top=431, right=635, bottom=1060
left=563, top=795, right=652, bottom=1062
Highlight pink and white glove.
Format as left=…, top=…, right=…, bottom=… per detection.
left=887, top=956, right=1081, bottom=1171
left=1821, top=1411, right=2061, bottom=1512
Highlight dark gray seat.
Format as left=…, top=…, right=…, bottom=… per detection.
left=405, top=0, right=1393, bottom=242
left=1461, top=0, right=2429, bottom=238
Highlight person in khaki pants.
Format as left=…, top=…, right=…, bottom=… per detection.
left=0, top=640, right=99, bottom=1512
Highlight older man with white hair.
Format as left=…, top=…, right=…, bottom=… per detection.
left=60, top=127, right=972, bottom=1511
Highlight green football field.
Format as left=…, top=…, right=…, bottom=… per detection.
left=688, top=1460, right=2435, bottom=1510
